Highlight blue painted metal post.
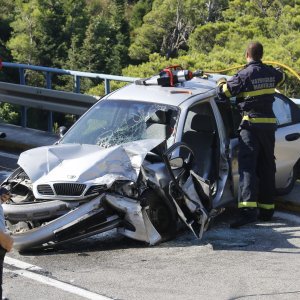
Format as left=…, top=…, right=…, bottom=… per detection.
left=19, top=68, right=27, bottom=128
left=19, top=68, right=25, bottom=85
left=74, top=75, right=81, bottom=93
left=45, top=72, right=53, bottom=132
left=46, top=72, right=52, bottom=89
left=105, top=79, right=110, bottom=94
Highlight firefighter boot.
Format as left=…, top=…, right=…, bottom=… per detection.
left=258, top=208, right=274, bottom=221
left=230, top=208, right=258, bottom=229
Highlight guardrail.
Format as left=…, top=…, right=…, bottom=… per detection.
left=1, top=62, right=139, bottom=131
left=0, top=81, right=98, bottom=115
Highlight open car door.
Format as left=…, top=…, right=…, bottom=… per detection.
left=162, top=142, right=211, bottom=239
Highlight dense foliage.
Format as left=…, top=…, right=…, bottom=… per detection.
left=1, top=0, right=300, bottom=129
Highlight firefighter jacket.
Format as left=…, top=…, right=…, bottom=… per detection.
left=217, top=60, right=285, bottom=130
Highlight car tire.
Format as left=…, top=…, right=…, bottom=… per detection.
left=141, top=189, right=177, bottom=240
left=276, top=166, right=297, bottom=196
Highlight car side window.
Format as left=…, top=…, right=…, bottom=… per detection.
left=183, top=102, right=216, bottom=134
left=216, top=97, right=240, bottom=138
left=273, top=95, right=293, bottom=126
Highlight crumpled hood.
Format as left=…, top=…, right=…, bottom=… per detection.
left=18, top=139, right=163, bottom=187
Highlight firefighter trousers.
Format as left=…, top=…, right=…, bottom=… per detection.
left=238, top=128, right=276, bottom=213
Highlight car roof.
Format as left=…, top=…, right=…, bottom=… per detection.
left=105, top=74, right=230, bottom=107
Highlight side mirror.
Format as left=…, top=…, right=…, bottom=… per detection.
left=169, top=157, right=184, bottom=169
left=58, top=126, right=67, bottom=138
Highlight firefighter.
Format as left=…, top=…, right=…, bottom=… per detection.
left=217, top=41, right=285, bottom=228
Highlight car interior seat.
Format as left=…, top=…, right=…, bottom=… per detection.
left=182, top=114, right=216, bottom=180
left=145, top=110, right=171, bottom=140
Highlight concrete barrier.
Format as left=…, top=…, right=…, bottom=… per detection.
left=0, top=123, right=58, bottom=153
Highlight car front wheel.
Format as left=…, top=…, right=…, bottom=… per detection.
left=141, top=189, right=177, bottom=240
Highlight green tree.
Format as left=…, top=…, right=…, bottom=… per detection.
left=67, top=0, right=131, bottom=79
left=63, top=0, right=88, bottom=46
left=129, top=0, right=153, bottom=29
left=7, top=0, right=88, bottom=68
left=0, top=103, right=20, bottom=125
left=189, top=22, right=229, bottom=54
left=33, top=0, right=68, bottom=67
left=129, top=0, right=228, bottom=62
left=7, top=0, right=40, bottom=65
left=80, top=16, right=114, bottom=73
left=110, top=0, right=131, bottom=73
left=0, top=0, right=16, bottom=82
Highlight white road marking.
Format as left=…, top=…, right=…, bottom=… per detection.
left=4, top=257, right=113, bottom=300
left=4, top=256, right=42, bottom=271
left=0, top=151, right=19, bottom=160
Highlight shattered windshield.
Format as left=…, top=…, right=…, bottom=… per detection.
left=60, top=99, right=179, bottom=148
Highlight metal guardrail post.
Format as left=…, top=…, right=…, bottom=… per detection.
left=46, top=72, right=52, bottom=89
left=19, top=68, right=25, bottom=85
left=45, top=72, right=53, bottom=132
left=19, top=68, right=27, bottom=128
left=105, top=79, right=110, bottom=94
left=47, top=111, right=54, bottom=132
left=74, top=75, right=81, bottom=93
left=20, top=107, right=28, bottom=128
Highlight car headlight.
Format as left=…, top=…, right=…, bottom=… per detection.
left=118, top=181, right=138, bottom=198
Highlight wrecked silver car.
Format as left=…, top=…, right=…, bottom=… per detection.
left=2, top=72, right=300, bottom=251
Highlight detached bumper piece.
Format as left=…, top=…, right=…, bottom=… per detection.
left=10, top=194, right=120, bottom=251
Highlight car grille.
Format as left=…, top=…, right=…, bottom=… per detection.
left=37, top=184, right=54, bottom=195
left=53, top=183, right=86, bottom=196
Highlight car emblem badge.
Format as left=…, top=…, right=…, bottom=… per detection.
left=67, top=175, right=76, bottom=179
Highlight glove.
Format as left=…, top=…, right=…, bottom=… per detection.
left=217, top=77, right=227, bottom=86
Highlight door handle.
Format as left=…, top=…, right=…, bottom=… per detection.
left=285, top=133, right=300, bottom=141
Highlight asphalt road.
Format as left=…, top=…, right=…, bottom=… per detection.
left=1, top=150, right=300, bottom=300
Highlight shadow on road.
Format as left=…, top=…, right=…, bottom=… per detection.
left=18, top=208, right=300, bottom=257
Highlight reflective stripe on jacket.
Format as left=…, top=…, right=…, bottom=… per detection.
left=217, top=61, right=285, bottom=130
